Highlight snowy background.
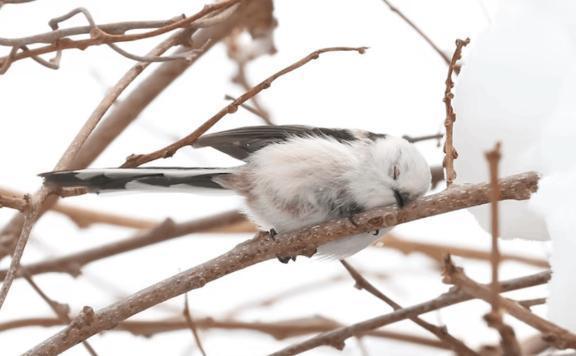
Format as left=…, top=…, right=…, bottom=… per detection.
left=0, top=0, right=569, bottom=355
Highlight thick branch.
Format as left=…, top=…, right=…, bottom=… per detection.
left=27, top=171, right=539, bottom=354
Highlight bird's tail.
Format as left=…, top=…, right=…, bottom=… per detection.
left=40, top=167, right=236, bottom=193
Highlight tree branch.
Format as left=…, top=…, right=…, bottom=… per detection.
left=270, top=270, right=551, bottom=355
left=121, top=46, right=366, bottom=168
left=0, top=316, right=449, bottom=349
left=442, top=38, right=470, bottom=186
left=23, top=274, right=98, bottom=355
left=0, top=210, right=245, bottom=281
left=0, top=26, right=190, bottom=313
left=340, top=260, right=478, bottom=355
left=443, top=256, right=576, bottom=349
left=0, top=0, right=242, bottom=72
left=0, top=187, right=157, bottom=229
left=377, top=234, right=548, bottom=268
left=380, top=0, right=450, bottom=65
left=26, top=171, right=539, bottom=354
left=0, top=0, right=267, bottom=261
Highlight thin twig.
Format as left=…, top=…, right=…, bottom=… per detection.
left=340, top=260, right=478, bottom=355
left=183, top=293, right=207, bottom=356
left=225, top=272, right=388, bottom=318
left=270, top=270, right=551, bottom=355
left=442, top=38, right=470, bottom=186
left=0, top=187, right=157, bottom=229
left=402, top=133, right=443, bottom=143
left=106, top=41, right=208, bottom=63
left=443, top=256, right=576, bottom=349
left=0, top=0, right=263, bottom=261
left=380, top=0, right=450, bottom=65
left=23, top=274, right=98, bottom=355
left=0, top=316, right=450, bottom=349
left=224, top=94, right=270, bottom=123
left=0, top=1, right=243, bottom=72
left=0, top=28, right=187, bottom=312
left=0, top=190, right=30, bottom=212
left=484, top=142, right=521, bottom=355
left=0, top=0, right=38, bottom=4
left=226, top=30, right=275, bottom=125
left=376, top=234, right=548, bottom=268
left=26, top=172, right=539, bottom=355
left=0, top=211, right=245, bottom=281
left=121, top=46, right=367, bottom=168
left=519, top=298, right=547, bottom=310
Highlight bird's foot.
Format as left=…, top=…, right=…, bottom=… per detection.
left=268, top=228, right=278, bottom=241
left=348, top=215, right=360, bottom=227
left=277, top=247, right=317, bottom=263
left=277, top=255, right=297, bottom=264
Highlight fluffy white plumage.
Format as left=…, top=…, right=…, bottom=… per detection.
left=41, top=126, right=431, bottom=260
left=219, top=135, right=431, bottom=258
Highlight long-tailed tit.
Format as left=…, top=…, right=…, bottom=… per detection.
left=41, top=125, right=431, bottom=262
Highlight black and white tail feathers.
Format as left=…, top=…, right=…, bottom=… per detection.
left=40, top=167, right=235, bottom=193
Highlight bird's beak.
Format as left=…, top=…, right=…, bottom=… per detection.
left=393, top=189, right=405, bottom=208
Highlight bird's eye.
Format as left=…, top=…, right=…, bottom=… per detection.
left=392, top=165, right=400, bottom=180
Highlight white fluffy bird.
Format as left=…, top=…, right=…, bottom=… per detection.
left=41, top=125, right=431, bottom=261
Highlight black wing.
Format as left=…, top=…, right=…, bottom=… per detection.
left=193, top=125, right=385, bottom=161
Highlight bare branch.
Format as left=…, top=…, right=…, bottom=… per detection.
left=24, top=274, right=98, bottom=355
left=224, top=94, right=270, bottom=123
left=183, top=294, right=207, bottom=356
left=270, top=270, right=551, bottom=355
left=0, top=187, right=157, bottom=229
left=26, top=171, right=539, bottom=354
left=106, top=41, right=209, bottom=63
left=442, top=38, right=470, bottom=186
left=121, top=46, right=367, bottom=168
left=518, top=298, right=547, bottom=310
left=484, top=142, right=522, bottom=355
left=0, top=27, right=188, bottom=312
left=340, top=260, right=478, bottom=355
left=402, top=133, right=443, bottom=143
left=0, top=0, right=271, bottom=263
left=0, top=316, right=450, bottom=349
left=0, top=211, right=245, bottom=281
left=377, top=234, right=548, bottom=268
left=0, top=190, right=30, bottom=212
left=0, top=0, right=243, bottom=72
left=380, top=0, right=450, bottom=65
left=443, top=256, right=576, bottom=349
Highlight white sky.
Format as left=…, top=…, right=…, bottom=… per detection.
left=0, top=1, right=552, bottom=355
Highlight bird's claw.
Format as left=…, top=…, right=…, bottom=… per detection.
left=277, top=255, right=296, bottom=264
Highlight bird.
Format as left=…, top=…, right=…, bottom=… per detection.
left=41, top=125, right=431, bottom=262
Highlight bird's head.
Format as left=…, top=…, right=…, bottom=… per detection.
left=348, top=136, right=431, bottom=209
